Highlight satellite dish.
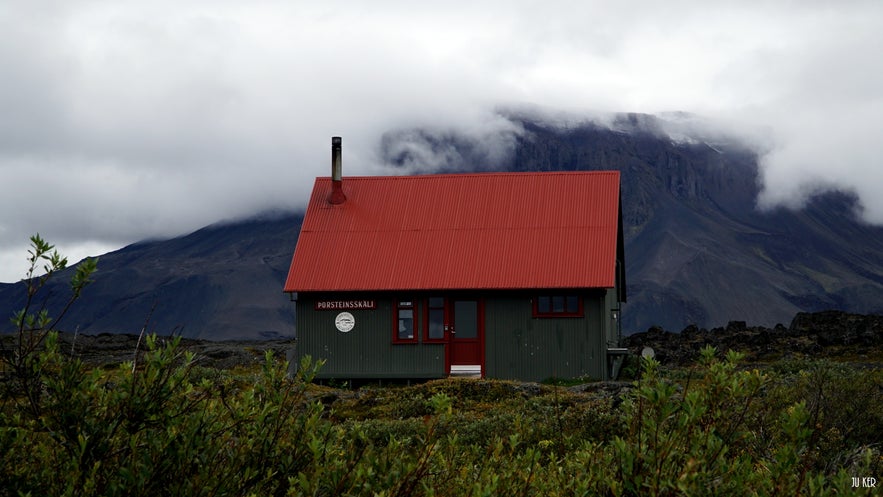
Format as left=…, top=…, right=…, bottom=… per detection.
left=641, top=347, right=655, bottom=359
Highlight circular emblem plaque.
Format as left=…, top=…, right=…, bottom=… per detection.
left=335, top=312, right=355, bottom=333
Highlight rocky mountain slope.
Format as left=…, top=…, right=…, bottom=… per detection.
left=1, top=113, right=882, bottom=339
left=0, top=212, right=300, bottom=340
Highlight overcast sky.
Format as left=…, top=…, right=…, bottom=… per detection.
left=1, top=1, right=882, bottom=282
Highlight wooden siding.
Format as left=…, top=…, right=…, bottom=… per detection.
left=295, top=294, right=446, bottom=379
left=484, top=292, right=606, bottom=382
left=604, top=287, right=622, bottom=347
left=294, top=290, right=613, bottom=381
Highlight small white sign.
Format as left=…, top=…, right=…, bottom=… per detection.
left=335, top=312, right=355, bottom=333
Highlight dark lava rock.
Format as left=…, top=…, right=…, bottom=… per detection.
left=0, top=332, right=295, bottom=371
left=790, top=311, right=883, bottom=347
left=624, top=311, right=883, bottom=366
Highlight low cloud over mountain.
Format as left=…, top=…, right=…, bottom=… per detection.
left=2, top=113, right=881, bottom=338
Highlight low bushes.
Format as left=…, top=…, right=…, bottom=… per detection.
left=3, top=339, right=879, bottom=496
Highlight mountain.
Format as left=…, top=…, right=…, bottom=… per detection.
left=0, top=212, right=300, bottom=340
left=2, top=113, right=882, bottom=339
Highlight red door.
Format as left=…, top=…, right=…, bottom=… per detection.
left=447, top=299, right=483, bottom=376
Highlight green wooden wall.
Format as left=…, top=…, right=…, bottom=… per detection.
left=484, top=292, right=608, bottom=382
left=295, top=294, right=446, bottom=379
left=294, top=290, right=615, bottom=381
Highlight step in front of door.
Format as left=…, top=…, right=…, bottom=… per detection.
left=449, top=365, right=482, bottom=378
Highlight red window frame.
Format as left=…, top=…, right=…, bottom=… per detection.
left=393, top=299, right=418, bottom=343
left=533, top=294, right=584, bottom=318
left=423, top=296, right=446, bottom=343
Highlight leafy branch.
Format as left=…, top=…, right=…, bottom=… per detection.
left=1, top=234, right=98, bottom=417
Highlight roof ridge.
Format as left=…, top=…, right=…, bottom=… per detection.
left=301, top=225, right=615, bottom=232
left=313, top=170, right=619, bottom=180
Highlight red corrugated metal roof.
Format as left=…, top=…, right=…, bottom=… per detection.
left=284, top=171, right=621, bottom=292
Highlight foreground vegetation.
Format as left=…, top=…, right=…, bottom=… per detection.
left=2, top=237, right=881, bottom=495
left=2, top=341, right=880, bottom=496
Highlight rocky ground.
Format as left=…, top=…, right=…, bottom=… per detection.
left=4, top=310, right=881, bottom=373
left=623, top=310, right=883, bottom=367
left=2, top=332, right=294, bottom=371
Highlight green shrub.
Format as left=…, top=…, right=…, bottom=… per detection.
left=605, top=346, right=875, bottom=496
left=764, top=359, right=883, bottom=477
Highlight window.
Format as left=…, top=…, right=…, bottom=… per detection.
left=534, top=294, right=583, bottom=317
left=394, top=299, right=417, bottom=343
left=425, top=297, right=445, bottom=341
left=394, top=298, right=447, bottom=344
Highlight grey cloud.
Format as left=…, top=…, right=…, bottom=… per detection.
left=1, top=0, right=882, bottom=282
left=378, top=116, right=524, bottom=173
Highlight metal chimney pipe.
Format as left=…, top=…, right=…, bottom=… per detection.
left=331, top=136, right=342, bottom=181
left=328, top=136, right=346, bottom=204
